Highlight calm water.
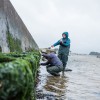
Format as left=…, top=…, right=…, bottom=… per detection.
left=36, top=54, right=100, bottom=100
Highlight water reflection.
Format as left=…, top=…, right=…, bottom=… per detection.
left=36, top=71, right=69, bottom=100
left=44, top=75, right=68, bottom=99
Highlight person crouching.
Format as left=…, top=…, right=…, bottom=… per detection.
left=40, top=49, right=63, bottom=76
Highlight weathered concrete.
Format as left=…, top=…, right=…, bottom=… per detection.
left=0, top=0, right=39, bottom=53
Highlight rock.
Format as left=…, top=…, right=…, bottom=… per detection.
left=97, top=55, right=100, bottom=58
left=40, top=48, right=57, bottom=54
left=89, top=52, right=100, bottom=56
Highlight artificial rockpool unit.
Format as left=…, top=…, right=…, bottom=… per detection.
left=0, top=51, right=40, bottom=100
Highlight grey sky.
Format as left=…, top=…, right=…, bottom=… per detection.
left=10, top=0, right=100, bottom=54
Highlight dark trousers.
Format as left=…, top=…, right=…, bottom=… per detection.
left=58, top=45, right=70, bottom=71
left=46, top=65, right=63, bottom=76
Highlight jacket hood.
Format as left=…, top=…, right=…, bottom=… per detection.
left=62, top=32, right=68, bottom=38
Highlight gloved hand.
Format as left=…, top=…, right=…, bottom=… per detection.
left=39, top=63, right=44, bottom=66
left=59, top=39, right=63, bottom=45
left=39, top=63, right=41, bottom=66
left=51, top=45, right=54, bottom=48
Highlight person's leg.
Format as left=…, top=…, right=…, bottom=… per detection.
left=46, top=65, right=61, bottom=76
left=61, top=54, right=67, bottom=71
left=62, top=46, right=70, bottom=71
left=58, top=54, right=63, bottom=62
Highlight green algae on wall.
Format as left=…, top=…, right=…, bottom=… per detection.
left=6, top=20, right=22, bottom=52
left=0, top=50, right=41, bottom=100
left=6, top=31, right=22, bottom=52
left=0, top=46, right=2, bottom=52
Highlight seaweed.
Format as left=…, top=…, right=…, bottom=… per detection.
left=0, top=51, right=41, bottom=100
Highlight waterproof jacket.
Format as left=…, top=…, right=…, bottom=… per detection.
left=53, top=32, right=70, bottom=54
left=53, top=32, right=70, bottom=47
left=41, top=53, right=63, bottom=66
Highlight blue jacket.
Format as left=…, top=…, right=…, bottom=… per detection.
left=53, top=32, right=70, bottom=47
left=41, top=53, right=62, bottom=66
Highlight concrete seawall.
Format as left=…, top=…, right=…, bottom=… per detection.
left=0, top=0, right=38, bottom=53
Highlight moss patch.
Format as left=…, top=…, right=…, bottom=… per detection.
left=0, top=46, right=2, bottom=52
left=6, top=21, right=22, bottom=52
left=6, top=31, right=22, bottom=52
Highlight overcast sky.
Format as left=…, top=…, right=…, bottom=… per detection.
left=10, top=0, right=100, bottom=54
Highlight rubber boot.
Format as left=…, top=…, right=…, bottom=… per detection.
left=65, top=68, right=72, bottom=71
left=62, top=66, right=65, bottom=76
left=50, top=72, right=60, bottom=76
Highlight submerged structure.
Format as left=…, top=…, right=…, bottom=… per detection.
left=0, top=0, right=40, bottom=99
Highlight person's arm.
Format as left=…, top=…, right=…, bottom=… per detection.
left=40, top=61, right=49, bottom=66
left=51, top=40, right=60, bottom=47
left=42, top=53, right=52, bottom=59
left=40, top=53, right=52, bottom=66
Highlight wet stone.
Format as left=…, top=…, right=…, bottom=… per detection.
left=36, top=92, right=64, bottom=100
